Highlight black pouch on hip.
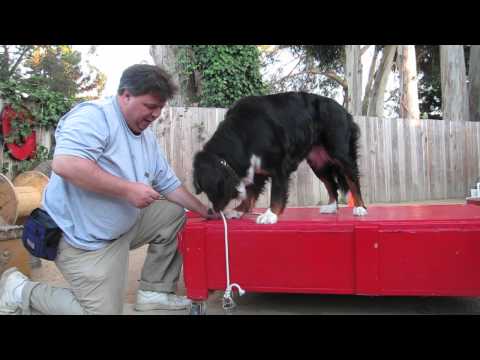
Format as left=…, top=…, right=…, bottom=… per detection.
left=22, top=208, right=62, bottom=261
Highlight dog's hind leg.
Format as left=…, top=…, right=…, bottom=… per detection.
left=345, top=177, right=367, bottom=216
left=333, top=155, right=368, bottom=216
left=256, top=174, right=288, bottom=224
left=307, top=161, right=339, bottom=214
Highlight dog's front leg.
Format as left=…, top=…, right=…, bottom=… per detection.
left=224, top=201, right=249, bottom=219
left=256, top=175, right=287, bottom=224
left=224, top=187, right=258, bottom=219
left=224, top=209, right=244, bottom=219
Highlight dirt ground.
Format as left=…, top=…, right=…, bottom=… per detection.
left=28, top=198, right=480, bottom=315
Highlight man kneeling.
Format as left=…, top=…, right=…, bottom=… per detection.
left=0, top=64, right=218, bottom=315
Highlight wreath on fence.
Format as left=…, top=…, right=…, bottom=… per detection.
left=1, top=104, right=37, bottom=160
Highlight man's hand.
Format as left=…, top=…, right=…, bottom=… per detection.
left=125, top=183, right=161, bottom=208
left=205, top=207, right=221, bottom=220
left=53, top=155, right=162, bottom=208
left=164, top=185, right=221, bottom=220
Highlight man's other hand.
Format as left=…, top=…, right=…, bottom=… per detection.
left=126, top=183, right=161, bottom=208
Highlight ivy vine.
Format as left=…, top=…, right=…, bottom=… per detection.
left=0, top=77, right=75, bottom=175
left=177, top=45, right=268, bottom=108
left=1, top=77, right=74, bottom=136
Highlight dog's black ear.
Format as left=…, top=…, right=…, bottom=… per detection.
left=216, top=178, right=225, bottom=197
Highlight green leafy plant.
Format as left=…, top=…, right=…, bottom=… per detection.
left=0, top=45, right=104, bottom=176
left=177, top=45, right=268, bottom=108
left=0, top=77, right=75, bottom=175
left=0, top=77, right=75, bottom=129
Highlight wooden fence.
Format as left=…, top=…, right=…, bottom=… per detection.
left=1, top=107, right=478, bottom=207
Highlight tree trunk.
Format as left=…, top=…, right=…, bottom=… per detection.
left=397, top=45, right=420, bottom=119
left=367, top=45, right=397, bottom=117
left=345, top=45, right=362, bottom=115
left=362, top=46, right=380, bottom=115
left=440, top=45, right=469, bottom=121
left=150, top=45, right=190, bottom=107
left=469, top=45, right=480, bottom=122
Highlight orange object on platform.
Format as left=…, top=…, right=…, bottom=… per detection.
left=347, top=192, right=354, bottom=207
left=179, top=205, right=480, bottom=301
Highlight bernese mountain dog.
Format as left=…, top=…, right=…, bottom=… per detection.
left=193, top=91, right=367, bottom=224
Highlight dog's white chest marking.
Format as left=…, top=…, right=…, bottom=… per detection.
left=236, top=155, right=266, bottom=202
left=243, top=155, right=262, bottom=185
left=256, top=208, right=278, bottom=224
left=235, top=182, right=247, bottom=200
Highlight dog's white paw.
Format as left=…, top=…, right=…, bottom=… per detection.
left=320, top=202, right=338, bottom=214
left=224, top=209, right=244, bottom=219
left=256, top=209, right=278, bottom=224
left=353, top=207, right=368, bottom=216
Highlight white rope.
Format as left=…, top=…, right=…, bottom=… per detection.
left=219, top=211, right=245, bottom=311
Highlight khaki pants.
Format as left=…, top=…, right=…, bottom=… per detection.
left=20, top=200, right=186, bottom=315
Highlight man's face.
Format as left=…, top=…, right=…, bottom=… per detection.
left=119, top=90, right=166, bottom=134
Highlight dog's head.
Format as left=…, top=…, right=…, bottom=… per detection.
left=193, top=151, right=242, bottom=212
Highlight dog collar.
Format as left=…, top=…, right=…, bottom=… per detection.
left=219, top=158, right=240, bottom=182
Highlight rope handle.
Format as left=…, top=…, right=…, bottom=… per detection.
left=220, top=211, right=246, bottom=311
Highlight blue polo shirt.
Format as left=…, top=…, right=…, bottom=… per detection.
left=42, top=96, right=181, bottom=250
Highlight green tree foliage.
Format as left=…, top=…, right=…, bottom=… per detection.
left=177, top=45, right=268, bottom=108
left=0, top=77, right=75, bottom=134
left=0, top=45, right=34, bottom=81
left=416, top=45, right=470, bottom=120
left=300, top=45, right=345, bottom=73
left=264, top=45, right=473, bottom=119
left=24, top=45, right=106, bottom=99
left=416, top=45, right=442, bottom=119
left=0, top=45, right=106, bottom=174
left=263, top=45, right=347, bottom=100
left=1, top=46, right=106, bottom=131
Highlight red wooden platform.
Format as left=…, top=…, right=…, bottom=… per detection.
left=179, top=204, right=480, bottom=301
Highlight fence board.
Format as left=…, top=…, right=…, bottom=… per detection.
left=355, top=117, right=369, bottom=203
left=369, top=117, right=378, bottom=201
left=418, top=120, right=428, bottom=200
left=377, top=117, right=387, bottom=201
left=390, top=118, right=400, bottom=202
left=403, top=118, right=413, bottom=202
left=396, top=118, right=406, bottom=201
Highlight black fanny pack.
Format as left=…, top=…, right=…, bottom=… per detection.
left=22, top=208, right=62, bottom=261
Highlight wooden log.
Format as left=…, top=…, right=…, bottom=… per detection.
left=0, top=171, right=49, bottom=224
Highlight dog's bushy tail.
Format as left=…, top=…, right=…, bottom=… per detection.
left=348, top=114, right=361, bottom=171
